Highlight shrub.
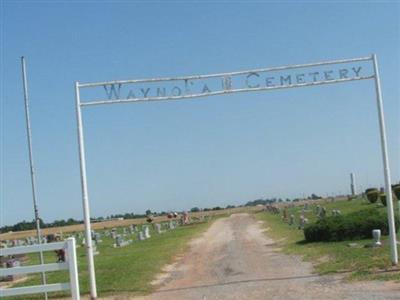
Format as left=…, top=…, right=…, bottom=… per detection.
left=380, top=193, right=387, bottom=206
left=365, top=188, right=378, bottom=194
left=392, top=184, right=400, bottom=200
left=380, top=193, right=396, bottom=207
left=365, top=188, right=379, bottom=204
left=303, top=208, right=399, bottom=242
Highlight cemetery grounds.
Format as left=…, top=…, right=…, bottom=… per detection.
left=2, top=201, right=400, bottom=299
left=256, top=196, right=400, bottom=281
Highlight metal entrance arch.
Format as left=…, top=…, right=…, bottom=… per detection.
left=74, top=54, right=398, bottom=299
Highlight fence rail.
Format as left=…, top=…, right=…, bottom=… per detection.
left=0, top=237, right=80, bottom=299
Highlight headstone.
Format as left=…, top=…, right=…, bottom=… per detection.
left=144, top=226, right=151, bottom=239
left=298, top=215, right=308, bottom=229
left=96, top=233, right=103, bottom=243
left=318, top=207, right=326, bottom=218
left=92, top=243, right=99, bottom=255
left=4, top=259, right=21, bottom=281
left=289, top=214, right=295, bottom=226
left=129, top=224, right=137, bottom=234
left=332, top=209, right=341, bottom=217
left=298, top=215, right=304, bottom=229
left=372, top=229, right=382, bottom=247
left=138, top=231, right=145, bottom=241
left=169, top=220, right=175, bottom=230
left=114, top=234, right=130, bottom=248
left=114, top=235, right=122, bottom=247
left=111, top=229, right=117, bottom=239
left=282, top=208, right=288, bottom=222
left=155, top=223, right=163, bottom=234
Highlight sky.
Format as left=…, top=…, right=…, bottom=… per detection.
left=1, top=1, right=399, bottom=226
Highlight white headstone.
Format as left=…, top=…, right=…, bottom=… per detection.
left=144, top=226, right=151, bottom=239
left=372, top=229, right=382, bottom=247
left=138, top=231, right=145, bottom=241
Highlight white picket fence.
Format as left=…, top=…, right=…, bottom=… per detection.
left=0, top=237, right=80, bottom=299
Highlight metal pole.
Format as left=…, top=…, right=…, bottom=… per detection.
left=350, top=173, right=356, bottom=196
left=372, top=54, right=398, bottom=265
left=21, top=56, right=48, bottom=300
left=74, top=82, right=97, bottom=299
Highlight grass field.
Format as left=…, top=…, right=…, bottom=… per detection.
left=3, top=217, right=221, bottom=299
left=255, top=197, right=400, bottom=282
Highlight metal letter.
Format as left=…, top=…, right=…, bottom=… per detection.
left=265, top=77, right=275, bottom=87
left=280, top=75, right=292, bottom=86
left=126, top=90, right=136, bottom=99
left=157, top=87, right=166, bottom=97
left=352, top=66, right=362, bottom=77
left=324, top=70, right=334, bottom=81
left=296, top=74, right=305, bottom=84
left=140, top=88, right=150, bottom=98
left=202, top=84, right=211, bottom=93
left=339, top=69, right=349, bottom=79
left=309, top=72, right=319, bottom=82
left=246, top=72, right=260, bottom=88
left=103, top=84, right=122, bottom=100
left=184, top=79, right=194, bottom=94
left=222, top=76, right=232, bottom=91
left=171, top=86, right=182, bottom=96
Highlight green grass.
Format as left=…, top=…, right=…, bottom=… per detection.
left=5, top=218, right=217, bottom=299
left=255, top=197, right=400, bottom=282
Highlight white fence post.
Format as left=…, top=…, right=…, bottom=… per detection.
left=67, top=237, right=80, bottom=300
left=0, top=238, right=81, bottom=299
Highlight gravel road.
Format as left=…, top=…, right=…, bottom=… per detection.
left=110, top=213, right=399, bottom=300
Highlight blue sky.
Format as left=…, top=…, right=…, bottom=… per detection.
left=1, top=1, right=399, bottom=226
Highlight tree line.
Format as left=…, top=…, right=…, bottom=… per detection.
left=2, top=194, right=322, bottom=234
left=1, top=212, right=149, bottom=234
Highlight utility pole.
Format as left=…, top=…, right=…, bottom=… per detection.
left=21, top=56, right=48, bottom=299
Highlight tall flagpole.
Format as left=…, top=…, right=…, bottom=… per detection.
left=21, top=56, right=48, bottom=299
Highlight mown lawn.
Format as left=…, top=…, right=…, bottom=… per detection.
left=255, top=197, right=400, bottom=281
left=4, top=218, right=217, bottom=299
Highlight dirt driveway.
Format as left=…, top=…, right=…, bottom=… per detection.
left=108, top=213, right=399, bottom=300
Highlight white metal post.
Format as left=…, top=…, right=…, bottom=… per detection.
left=372, top=54, right=398, bottom=265
left=21, top=56, right=48, bottom=300
left=67, top=238, right=80, bottom=300
left=75, top=82, right=97, bottom=299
